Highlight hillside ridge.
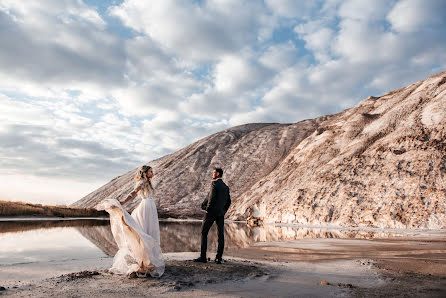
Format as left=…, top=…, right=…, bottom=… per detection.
left=73, top=71, right=446, bottom=229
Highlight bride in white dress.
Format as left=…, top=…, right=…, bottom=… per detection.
left=98, top=165, right=164, bottom=277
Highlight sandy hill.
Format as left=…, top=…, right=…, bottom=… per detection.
left=72, top=71, right=446, bottom=229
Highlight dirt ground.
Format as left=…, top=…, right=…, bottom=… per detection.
left=0, top=259, right=266, bottom=297
left=1, top=237, right=445, bottom=297
left=352, top=259, right=446, bottom=297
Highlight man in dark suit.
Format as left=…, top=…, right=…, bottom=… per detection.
left=193, top=167, right=231, bottom=264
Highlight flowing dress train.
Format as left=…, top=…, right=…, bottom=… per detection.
left=98, top=186, right=164, bottom=277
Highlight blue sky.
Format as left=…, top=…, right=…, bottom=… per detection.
left=0, top=0, right=445, bottom=205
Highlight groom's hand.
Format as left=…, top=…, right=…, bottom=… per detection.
left=201, top=199, right=208, bottom=210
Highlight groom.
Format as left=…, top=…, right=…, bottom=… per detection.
left=194, top=168, right=231, bottom=264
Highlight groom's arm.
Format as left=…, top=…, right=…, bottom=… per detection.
left=201, top=198, right=208, bottom=210
left=224, top=188, right=231, bottom=213
left=206, top=181, right=218, bottom=212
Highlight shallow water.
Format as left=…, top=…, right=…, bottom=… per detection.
left=0, top=218, right=445, bottom=285
left=0, top=227, right=105, bottom=266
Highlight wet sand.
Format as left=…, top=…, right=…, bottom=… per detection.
left=1, top=237, right=445, bottom=297
left=0, top=253, right=372, bottom=297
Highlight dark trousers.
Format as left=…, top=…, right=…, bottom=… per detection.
left=200, top=213, right=224, bottom=259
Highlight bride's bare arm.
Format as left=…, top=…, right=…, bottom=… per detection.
left=120, top=183, right=143, bottom=205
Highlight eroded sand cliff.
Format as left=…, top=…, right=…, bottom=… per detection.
left=73, top=71, right=446, bottom=229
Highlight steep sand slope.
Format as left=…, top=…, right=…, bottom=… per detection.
left=73, top=71, right=446, bottom=229
left=229, top=71, right=446, bottom=229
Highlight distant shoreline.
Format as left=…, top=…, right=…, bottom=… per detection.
left=0, top=216, right=109, bottom=220
left=0, top=200, right=108, bottom=218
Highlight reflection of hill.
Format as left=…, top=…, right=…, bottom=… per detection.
left=77, top=221, right=412, bottom=257
left=238, top=225, right=410, bottom=243
left=0, top=219, right=109, bottom=234
left=159, top=222, right=252, bottom=253
left=76, top=221, right=250, bottom=256
left=76, top=221, right=226, bottom=255
left=77, top=225, right=118, bottom=256
left=224, top=224, right=411, bottom=249
left=159, top=221, right=202, bottom=252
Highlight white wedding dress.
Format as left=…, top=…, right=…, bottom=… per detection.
left=98, top=181, right=164, bottom=277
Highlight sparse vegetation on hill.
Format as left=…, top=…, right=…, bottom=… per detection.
left=0, top=200, right=108, bottom=217
left=0, top=218, right=109, bottom=234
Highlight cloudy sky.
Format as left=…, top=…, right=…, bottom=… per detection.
left=1, top=0, right=445, bottom=205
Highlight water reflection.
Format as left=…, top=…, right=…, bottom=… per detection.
left=76, top=221, right=422, bottom=257
left=1, top=218, right=437, bottom=261
left=77, top=225, right=118, bottom=256
left=1, top=219, right=445, bottom=286
left=0, top=218, right=109, bottom=234
left=0, top=227, right=107, bottom=266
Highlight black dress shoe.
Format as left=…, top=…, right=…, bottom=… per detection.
left=193, top=257, right=207, bottom=263
left=214, top=258, right=222, bottom=264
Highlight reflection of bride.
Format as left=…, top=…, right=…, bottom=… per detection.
left=98, top=165, right=164, bottom=277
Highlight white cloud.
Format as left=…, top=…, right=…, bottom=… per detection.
left=0, top=0, right=445, bottom=205
left=0, top=0, right=106, bottom=27
left=0, top=95, right=51, bottom=126
left=229, top=106, right=271, bottom=126
left=0, top=173, right=102, bottom=205
left=0, top=0, right=125, bottom=99
left=112, top=84, right=180, bottom=116
left=0, top=95, right=143, bottom=186
left=109, top=0, right=271, bottom=62
left=333, top=19, right=397, bottom=63
left=387, top=0, right=446, bottom=33
left=265, top=0, right=320, bottom=19
left=295, top=22, right=335, bottom=63
left=141, top=113, right=184, bottom=154
left=214, top=54, right=272, bottom=94
left=259, top=42, right=299, bottom=70
left=110, top=35, right=204, bottom=116
left=179, top=51, right=274, bottom=119
left=140, top=111, right=230, bottom=155
left=338, top=0, right=392, bottom=21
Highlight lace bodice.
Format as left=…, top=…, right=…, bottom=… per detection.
left=138, top=192, right=154, bottom=200
left=136, top=181, right=154, bottom=200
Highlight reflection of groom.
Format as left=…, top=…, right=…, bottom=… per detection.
left=194, top=168, right=231, bottom=264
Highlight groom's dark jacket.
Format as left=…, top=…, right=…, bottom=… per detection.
left=201, top=179, right=231, bottom=216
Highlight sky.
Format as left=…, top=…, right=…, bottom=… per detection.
left=0, top=0, right=445, bottom=205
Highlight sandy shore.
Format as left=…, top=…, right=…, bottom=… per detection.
left=1, top=237, right=445, bottom=297
left=0, top=253, right=372, bottom=297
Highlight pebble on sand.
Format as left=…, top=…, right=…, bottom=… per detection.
left=320, top=280, right=329, bottom=285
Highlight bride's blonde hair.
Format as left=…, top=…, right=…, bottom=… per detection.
left=135, top=165, right=154, bottom=196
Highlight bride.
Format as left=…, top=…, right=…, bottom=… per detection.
left=98, top=165, right=164, bottom=277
